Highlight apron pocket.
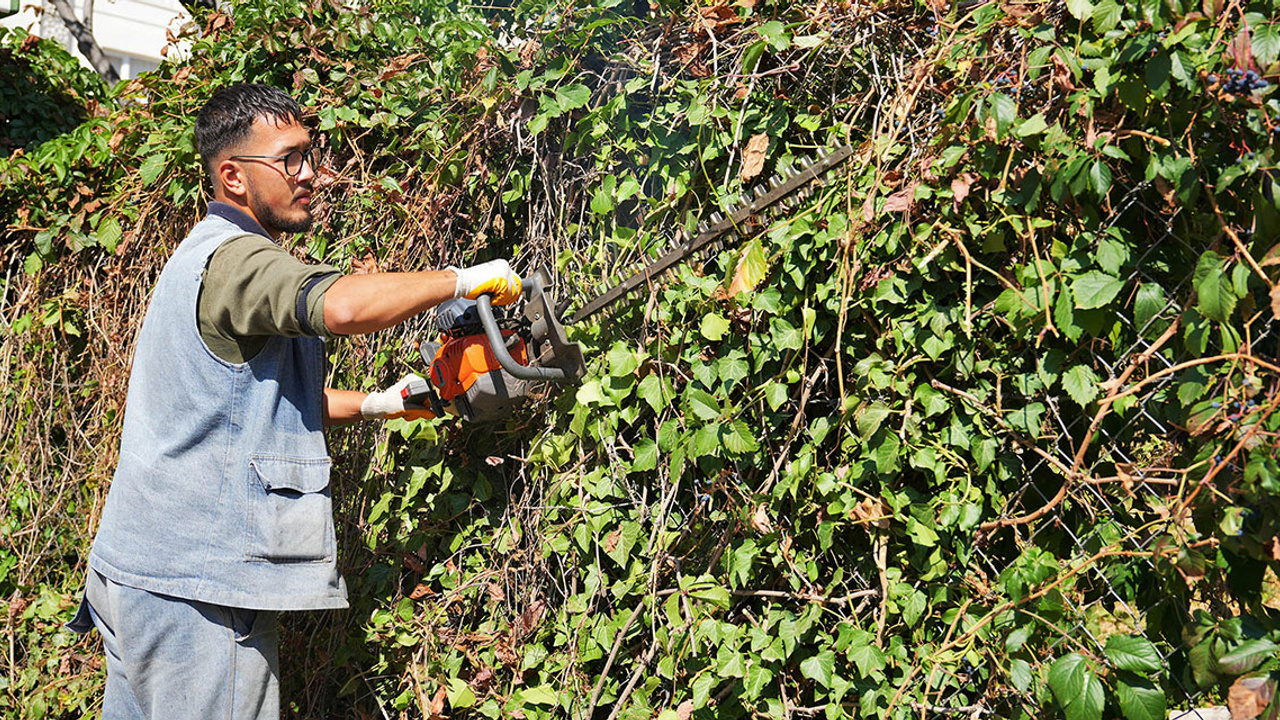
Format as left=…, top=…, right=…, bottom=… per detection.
left=246, top=454, right=334, bottom=563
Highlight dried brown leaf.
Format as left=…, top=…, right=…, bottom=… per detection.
left=604, top=528, right=621, bottom=553
left=518, top=40, right=540, bottom=68
left=487, top=582, right=505, bottom=604
left=514, top=599, right=545, bottom=638
left=951, top=173, right=976, bottom=207
left=677, top=700, right=695, bottom=720
left=750, top=505, right=773, bottom=534
left=851, top=497, right=891, bottom=529
left=1260, top=244, right=1280, bottom=268
left=739, top=133, right=769, bottom=181
left=698, top=4, right=741, bottom=32
left=1229, top=675, right=1275, bottom=720
left=427, top=685, right=447, bottom=720
left=352, top=251, right=380, bottom=275
left=1051, top=54, right=1075, bottom=92
left=883, top=183, right=918, bottom=213
left=1270, top=284, right=1280, bottom=320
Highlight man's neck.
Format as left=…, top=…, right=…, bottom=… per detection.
left=208, top=199, right=276, bottom=241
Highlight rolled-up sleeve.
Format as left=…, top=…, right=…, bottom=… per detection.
left=199, top=235, right=342, bottom=363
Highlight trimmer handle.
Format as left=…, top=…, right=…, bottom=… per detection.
left=475, top=293, right=570, bottom=382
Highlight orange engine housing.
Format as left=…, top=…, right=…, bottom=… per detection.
left=429, top=331, right=529, bottom=402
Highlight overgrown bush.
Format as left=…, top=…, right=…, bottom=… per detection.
left=2, top=0, right=1280, bottom=718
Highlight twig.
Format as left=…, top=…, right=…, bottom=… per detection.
left=585, top=602, right=645, bottom=718
left=654, top=587, right=878, bottom=606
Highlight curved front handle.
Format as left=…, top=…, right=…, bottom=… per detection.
left=474, top=294, right=569, bottom=382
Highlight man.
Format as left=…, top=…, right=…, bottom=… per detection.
left=68, top=83, right=519, bottom=719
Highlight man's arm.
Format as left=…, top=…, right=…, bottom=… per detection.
left=322, top=271, right=457, bottom=336
left=322, top=388, right=367, bottom=427
left=323, top=260, right=522, bottom=336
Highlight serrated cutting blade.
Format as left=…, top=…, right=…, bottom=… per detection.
left=567, top=144, right=855, bottom=324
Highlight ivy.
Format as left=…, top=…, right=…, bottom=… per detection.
left=4, top=0, right=1280, bottom=717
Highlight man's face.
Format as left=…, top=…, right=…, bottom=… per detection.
left=226, top=116, right=315, bottom=237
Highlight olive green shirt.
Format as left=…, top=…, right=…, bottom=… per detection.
left=196, top=204, right=341, bottom=364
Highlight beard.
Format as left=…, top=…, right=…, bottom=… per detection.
left=250, top=195, right=313, bottom=235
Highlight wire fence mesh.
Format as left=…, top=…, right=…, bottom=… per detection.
left=951, top=180, right=1280, bottom=716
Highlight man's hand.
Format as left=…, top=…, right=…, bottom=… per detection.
left=451, top=259, right=522, bottom=306
left=360, top=374, right=437, bottom=421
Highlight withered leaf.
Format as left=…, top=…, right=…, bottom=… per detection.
left=749, top=505, right=773, bottom=534
left=1229, top=675, right=1275, bottom=720
left=739, top=133, right=769, bottom=181
left=951, top=173, right=976, bottom=206
left=883, top=182, right=918, bottom=213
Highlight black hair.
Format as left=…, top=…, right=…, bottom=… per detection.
left=194, top=83, right=302, bottom=175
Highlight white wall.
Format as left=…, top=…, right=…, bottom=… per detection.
left=1, top=0, right=189, bottom=79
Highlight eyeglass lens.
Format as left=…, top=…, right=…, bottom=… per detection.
left=285, top=148, right=318, bottom=176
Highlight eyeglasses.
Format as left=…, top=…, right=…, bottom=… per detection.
left=229, top=147, right=322, bottom=177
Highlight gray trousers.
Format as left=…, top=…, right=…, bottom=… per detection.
left=71, top=569, right=280, bottom=720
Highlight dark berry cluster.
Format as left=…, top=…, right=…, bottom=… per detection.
left=1209, top=68, right=1270, bottom=94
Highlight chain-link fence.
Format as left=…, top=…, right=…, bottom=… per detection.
left=935, top=181, right=1280, bottom=716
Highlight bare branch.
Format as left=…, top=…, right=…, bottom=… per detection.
left=48, top=0, right=119, bottom=83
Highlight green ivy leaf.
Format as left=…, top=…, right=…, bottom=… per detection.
left=554, top=83, right=591, bottom=112
left=973, top=437, right=998, bottom=474
left=139, top=154, right=168, bottom=187
left=1061, top=365, right=1100, bottom=407
left=800, top=649, right=836, bottom=688
left=692, top=673, right=716, bottom=708
left=637, top=374, right=673, bottom=413
left=849, top=641, right=886, bottom=677
left=1133, top=282, right=1166, bottom=330
left=685, top=389, right=721, bottom=421
left=1253, top=23, right=1280, bottom=67
left=743, top=663, right=774, bottom=700
left=1217, top=639, right=1279, bottom=675
left=1048, top=654, right=1105, bottom=720
left=1066, top=0, right=1095, bottom=20
left=1072, top=271, right=1125, bottom=309
left=772, top=317, right=803, bottom=351
left=701, top=312, right=731, bottom=341
left=520, top=685, right=558, bottom=706
left=1114, top=674, right=1166, bottom=720
left=874, top=433, right=901, bottom=473
left=1006, top=402, right=1045, bottom=435
left=576, top=379, right=609, bottom=407
left=857, top=403, right=892, bottom=440
left=764, top=382, right=789, bottom=411
left=447, top=678, right=476, bottom=709
left=721, top=420, right=760, bottom=454
left=632, top=439, right=659, bottom=472
left=1194, top=252, right=1237, bottom=322
left=1104, top=635, right=1162, bottom=672
left=756, top=20, right=790, bottom=51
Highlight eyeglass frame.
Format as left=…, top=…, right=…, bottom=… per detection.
left=227, top=146, right=321, bottom=177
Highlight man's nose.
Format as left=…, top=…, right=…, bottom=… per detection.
left=296, top=154, right=317, bottom=184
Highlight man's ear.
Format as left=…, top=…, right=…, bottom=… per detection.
left=214, top=157, right=248, bottom=200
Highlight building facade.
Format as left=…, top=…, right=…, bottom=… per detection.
left=1, top=0, right=188, bottom=79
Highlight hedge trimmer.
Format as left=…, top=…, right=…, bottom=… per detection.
left=406, top=144, right=855, bottom=421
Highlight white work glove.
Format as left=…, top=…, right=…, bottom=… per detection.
left=360, top=374, right=436, bottom=421
left=448, top=259, right=522, bottom=306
